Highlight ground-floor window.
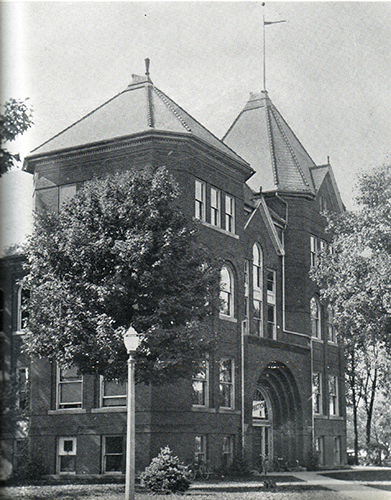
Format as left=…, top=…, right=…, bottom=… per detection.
left=102, top=435, right=124, bottom=474
left=58, top=436, right=77, bottom=474
left=334, top=436, right=342, bottom=466
left=315, top=436, right=325, bottom=466
left=222, top=435, right=234, bottom=468
left=194, top=435, right=207, bottom=462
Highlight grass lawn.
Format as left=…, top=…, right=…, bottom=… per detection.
left=1, top=484, right=337, bottom=500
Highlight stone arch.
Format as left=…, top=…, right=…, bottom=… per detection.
left=252, top=361, right=304, bottom=464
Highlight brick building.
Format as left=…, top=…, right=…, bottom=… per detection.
left=1, top=68, right=346, bottom=476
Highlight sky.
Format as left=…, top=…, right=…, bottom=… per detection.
left=1, top=1, right=391, bottom=254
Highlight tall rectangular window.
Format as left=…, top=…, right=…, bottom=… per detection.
left=312, top=372, right=322, bottom=415
left=266, top=270, right=276, bottom=339
left=219, top=358, right=234, bottom=409
left=194, top=435, right=207, bottom=462
left=243, top=260, right=250, bottom=334
left=329, top=375, right=339, bottom=416
left=210, top=187, right=221, bottom=227
left=192, top=360, right=209, bottom=407
left=310, top=235, right=318, bottom=267
left=334, top=436, right=342, bottom=466
left=327, top=305, right=337, bottom=344
left=225, top=194, right=235, bottom=233
left=16, top=285, right=30, bottom=332
left=101, top=378, right=126, bottom=407
left=315, top=436, right=325, bottom=466
left=57, top=366, right=83, bottom=409
left=58, top=437, right=77, bottom=473
left=16, top=367, right=29, bottom=411
left=253, top=299, right=263, bottom=336
left=195, top=179, right=206, bottom=221
left=222, top=435, right=234, bottom=468
left=103, top=436, right=124, bottom=473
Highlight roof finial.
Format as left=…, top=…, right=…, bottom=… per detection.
left=145, top=58, right=150, bottom=77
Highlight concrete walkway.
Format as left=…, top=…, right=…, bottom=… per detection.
left=290, top=470, right=391, bottom=500
left=191, top=467, right=391, bottom=499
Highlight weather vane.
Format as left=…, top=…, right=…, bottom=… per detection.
left=262, top=2, right=286, bottom=91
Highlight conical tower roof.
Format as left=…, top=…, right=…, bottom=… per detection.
left=223, top=91, right=316, bottom=195
left=27, top=72, right=247, bottom=168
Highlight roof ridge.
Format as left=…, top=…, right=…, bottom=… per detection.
left=265, top=105, right=279, bottom=187
left=153, top=87, right=192, bottom=132
left=269, top=104, right=313, bottom=191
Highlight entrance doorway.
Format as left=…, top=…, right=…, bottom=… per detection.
left=252, top=388, right=273, bottom=464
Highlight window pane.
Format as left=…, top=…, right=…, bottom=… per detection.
left=106, top=436, right=123, bottom=454
left=106, top=455, right=122, bottom=472
left=104, top=380, right=126, bottom=397
left=60, top=382, right=82, bottom=404
left=60, top=456, right=76, bottom=472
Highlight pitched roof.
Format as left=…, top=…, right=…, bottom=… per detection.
left=311, top=163, right=345, bottom=212
left=28, top=75, right=248, bottom=168
left=223, top=91, right=316, bottom=195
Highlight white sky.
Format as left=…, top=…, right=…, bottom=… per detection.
left=1, top=1, right=391, bottom=253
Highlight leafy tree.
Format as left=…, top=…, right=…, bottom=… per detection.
left=23, top=167, right=220, bottom=384
left=0, top=98, right=33, bottom=176
left=311, top=163, right=391, bottom=464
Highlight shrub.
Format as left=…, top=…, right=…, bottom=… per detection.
left=140, top=446, right=191, bottom=493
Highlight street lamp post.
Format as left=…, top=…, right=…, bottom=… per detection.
left=123, top=326, right=140, bottom=500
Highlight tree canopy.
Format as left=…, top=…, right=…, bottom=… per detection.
left=0, top=98, right=33, bottom=176
left=311, top=163, right=391, bottom=461
left=24, top=167, right=220, bottom=384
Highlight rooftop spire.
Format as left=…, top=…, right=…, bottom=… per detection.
left=262, top=3, right=286, bottom=91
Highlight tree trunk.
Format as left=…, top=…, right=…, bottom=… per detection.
left=365, top=368, right=378, bottom=447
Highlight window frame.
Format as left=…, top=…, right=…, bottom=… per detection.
left=100, top=377, right=127, bottom=408
left=310, top=235, right=318, bottom=268
left=194, top=435, right=207, bottom=462
left=57, top=366, right=83, bottom=410
left=57, top=436, right=77, bottom=474
left=16, top=284, right=29, bottom=333
left=220, top=265, right=234, bottom=319
left=219, top=358, right=235, bottom=409
left=266, top=269, right=276, bottom=339
left=243, top=260, right=250, bottom=334
left=192, top=359, right=209, bottom=408
left=329, top=375, right=339, bottom=416
left=312, top=372, right=323, bottom=415
left=224, top=194, right=235, bottom=233
left=310, top=297, right=322, bottom=339
left=327, top=305, right=338, bottom=344
left=210, top=186, right=221, bottom=228
left=252, top=244, right=263, bottom=336
left=102, top=435, right=124, bottom=474
left=222, top=435, right=234, bottom=467
left=195, top=179, right=206, bottom=221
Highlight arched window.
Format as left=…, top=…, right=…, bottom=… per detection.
left=220, top=265, right=234, bottom=318
left=253, top=244, right=263, bottom=335
left=310, top=297, right=321, bottom=339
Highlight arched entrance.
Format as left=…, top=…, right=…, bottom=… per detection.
left=251, top=361, right=303, bottom=465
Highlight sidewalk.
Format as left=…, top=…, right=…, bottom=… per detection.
left=290, top=470, right=391, bottom=500
left=190, top=468, right=391, bottom=499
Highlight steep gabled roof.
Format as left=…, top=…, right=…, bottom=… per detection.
left=311, top=163, right=345, bottom=212
left=27, top=74, right=248, bottom=169
left=223, top=91, right=316, bottom=195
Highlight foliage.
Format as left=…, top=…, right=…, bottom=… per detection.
left=23, top=167, right=220, bottom=383
left=311, top=163, right=391, bottom=462
left=140, top=446, right=191, bottom=493
left=0, top=98, right=33, bottom=175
